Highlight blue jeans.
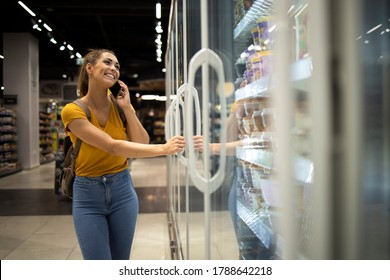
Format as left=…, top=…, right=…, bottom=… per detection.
left=72, top=168, right=139, bottom=260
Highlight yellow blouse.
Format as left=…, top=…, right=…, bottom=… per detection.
left=61, top=100, right=128, bottom=177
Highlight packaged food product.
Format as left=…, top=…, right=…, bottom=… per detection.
left=259, top=50, right=274, bottom=78
left=251, top=52, right=262, bottom=81
left=257, top=17, right=276, bottom=51
left=251, top=26, right=260, bottom=48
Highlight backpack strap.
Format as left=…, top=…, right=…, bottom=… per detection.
left=71, top=99, right=91, bottom=158
left=109, top=94, right=127, bottom=128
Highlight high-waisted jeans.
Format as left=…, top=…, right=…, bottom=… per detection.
left=72, top=168, right=139, bottom=260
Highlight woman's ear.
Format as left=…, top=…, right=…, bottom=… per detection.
left=85, top=63, right=93, bottom=74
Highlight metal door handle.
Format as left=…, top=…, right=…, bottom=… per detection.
left=186, top=48, right=227, bottom=193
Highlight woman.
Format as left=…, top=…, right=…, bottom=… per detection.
left=61, top=48, right=185, bottom=260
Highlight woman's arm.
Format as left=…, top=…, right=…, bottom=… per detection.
left=68, top=118, right=184, bottom=158
left=121, top=106, right=150, bottom=144
left=114, top=80, right=149, bottom=144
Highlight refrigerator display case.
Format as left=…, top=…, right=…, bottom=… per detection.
left=165, top=0, right=390, bottom=260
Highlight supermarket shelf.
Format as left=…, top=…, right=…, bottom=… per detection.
left=235, top=57, right=313, bottom=101
left=236, top=147, right=274, bottom=170
left=234, top=0, right=274, bottom=57
left=237, top=200, right=274, bottom=249
left=236, top=147, right=313, bottom=183
left=0, top=167, right=22, bottom=178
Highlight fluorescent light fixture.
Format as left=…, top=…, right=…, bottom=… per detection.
left=156, top=3, right=161, bottom=19
left=0, top=55, right=4, bottom=59
left=162, top=68, right=166, bottom=73
left=155, top=25, right=163, bottom=33
left=287, top=5, right=295, bottom=14
left=76, top=52, right=82, bottom=58
left=67, top=44, right=74, bottom=51
left=43, top=23, right=52, bottom=32
left=141, top=95, right=158, bottom=100
left=366, top=24, right=382, bottom=34
left=59, top=45, right=66, bottom=51
left=50, top=38, right=57, bottom=44
left=18, top=1, right=36, bottom=17
left=157, top=96, right=167, bottom=101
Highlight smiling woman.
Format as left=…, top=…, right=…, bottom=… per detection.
left=59, top=48, right=184, bottom=260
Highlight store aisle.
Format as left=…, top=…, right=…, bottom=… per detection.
left=0, top=157, right=171, bottom=260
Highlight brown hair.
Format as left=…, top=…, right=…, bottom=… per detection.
left=77, top=48, right=117, bottom=97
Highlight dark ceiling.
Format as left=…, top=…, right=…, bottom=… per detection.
left=0, top=0, right=171, bottom=90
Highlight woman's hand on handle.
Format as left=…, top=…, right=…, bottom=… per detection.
left=162, top=135, right=185, bottom=155
left=193, top=135, right=204, bottom=153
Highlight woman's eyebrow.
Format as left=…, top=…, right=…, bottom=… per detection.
left=106, top=57, right=120, bottom=67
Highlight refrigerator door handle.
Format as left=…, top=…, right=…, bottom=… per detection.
left=186, top=48, right=227, bottom=193
left=174, top=83, right=201, bottom=166
left=165, top=97, right=176, bottom=141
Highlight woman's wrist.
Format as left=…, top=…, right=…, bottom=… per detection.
left=122, top=105, right=136, bottom=114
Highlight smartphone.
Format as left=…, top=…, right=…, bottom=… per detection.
left=110, top=82, right=123, bottom=98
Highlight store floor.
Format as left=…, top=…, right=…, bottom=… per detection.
left=0, top=157, right=172, bottom=260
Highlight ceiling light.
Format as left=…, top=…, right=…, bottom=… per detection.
left=18, top=1, right=36, bottom=17
left=141, top=95, right=158, bottom=100
left=43, top=23, right=52, bottom=32
left=366, top=24, right=382, bottom=34
left=67, top=44, right=74, bottom=51
left=287, top=5, right=295, bottom=14
left=157, top=96, right=167, bottom=101
left=155, top=25, right=163, bottom=33
left=156, top=2, right=161, bottom=19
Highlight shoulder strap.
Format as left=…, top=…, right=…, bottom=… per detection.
left=71, top=99, right=91, bottom=157
left=109, top=94, right=127, bottom=128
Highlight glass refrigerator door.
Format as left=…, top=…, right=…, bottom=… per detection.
left=167, top=0, right=314, bottom=260
left=167, top=0, right=239, bottom=259
left=166, top=0, right=390, bottom=260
